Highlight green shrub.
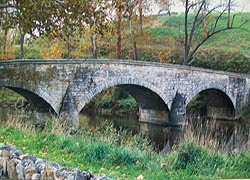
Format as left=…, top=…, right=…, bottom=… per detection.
left=173, top=142, right=224, bottom=176
left=190, top=47, right=250, bottom=73
left=86, top=143, right=111, bottom=162
left=112, top=147, right=142, bottom=166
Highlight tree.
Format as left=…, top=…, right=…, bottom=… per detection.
left=0, top=0, right=110, bottom=59
left=0, top=0, right=61, bottom=59
left=155, top=0, right=171, bottom=15
left=47, top=0, right=109, bottom=59
left=182, top=0, right=247, bottom=65
left=87, top=0, right=109, bottom=58
left=125, top=0, right=140, bottom=60
left=111, top=0, right=151, bottom=59
left=113, top=0, right=123, bottom=59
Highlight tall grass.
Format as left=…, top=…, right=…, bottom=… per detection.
left=184, top=116, right=250, bottom=154
left=0, top=111, right=249, bottom=179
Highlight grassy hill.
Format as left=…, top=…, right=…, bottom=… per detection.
left=1, top=13, right=250, bottom=74
left=147, top=13, right=250, bottom=72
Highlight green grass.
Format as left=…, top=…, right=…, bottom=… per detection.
left=0, top=115, right=249, bottom=180
left=151, top=13, right=250, bottom=48
left=147, top=13, right=250, bottom=69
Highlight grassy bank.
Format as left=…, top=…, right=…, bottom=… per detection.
left=0, top=114, right=249, bottom=179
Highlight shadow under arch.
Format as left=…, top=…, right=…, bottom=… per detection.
left=78, top=78, right=171, bottom=125
left=186, top=84, right=236, bottom=110
left=0, top=78, right=58, bottom=114
left=2, top=86, right=56, bottom=114
left=186, top=88, right=235, bottom=120
left=77, top=77, right=170, bottom=114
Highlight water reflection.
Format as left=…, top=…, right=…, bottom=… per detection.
left=79, top=112, right=140, bottom=134
left=0, top=106, right=249, bottom=152
left=79, top=112, right=182, bottom=151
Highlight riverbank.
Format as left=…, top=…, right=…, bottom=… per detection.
left=0, top=114, right=249, bottom=179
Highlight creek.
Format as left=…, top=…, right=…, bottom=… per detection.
left=0, top=106, right=172, bottom=150
left=0, top=106, right=249, bottom=152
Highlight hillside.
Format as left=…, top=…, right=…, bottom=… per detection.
left=1, top=13, right=250, bottom=73
left=147, top=13, right=250, bottom=72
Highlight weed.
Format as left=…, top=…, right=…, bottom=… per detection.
left=0, top=110, right=249, bottom=179
left=85, top=143, right=111, bottom=163
left=112, top=147, right=142, bottom=166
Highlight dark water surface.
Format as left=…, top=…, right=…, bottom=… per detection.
left=1, top=106, right=249, bottom=152
left=0, top=107, right=170, bottom=150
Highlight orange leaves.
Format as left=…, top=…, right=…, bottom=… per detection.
left=40, top=41, right=65, bottom=59
left=0, top=47, right=17, bottom=60
left=159, top=48, right=176, bottom=63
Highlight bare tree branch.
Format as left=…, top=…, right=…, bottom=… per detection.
left=188, top=19, right=248, bottom=64
left=182, top=0, right=248, bottom=65
left=196, top=6, right=220, bottom=29
left=188, top=1, right=205, bottom=55
left=212, top=8, right=227, bottom=33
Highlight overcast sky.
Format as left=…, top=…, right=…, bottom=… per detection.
left=152, top=0, right=250, bottom=14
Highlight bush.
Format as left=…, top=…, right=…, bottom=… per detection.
left=173, top=142, right=224, bottom=176
left=85, top=143, right=111, bottom=162
left=112, top=147, right=143, bottom=166
left=190, top=47, right=250, bottom=73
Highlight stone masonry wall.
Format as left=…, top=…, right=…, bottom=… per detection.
left=0, top=143, right=109, bottom=180
left=1, top=59, right=250, bottom=126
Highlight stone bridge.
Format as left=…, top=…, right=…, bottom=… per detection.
left=1, top=59, right=250, bottom=128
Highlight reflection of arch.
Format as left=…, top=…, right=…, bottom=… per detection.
left=77, top=77, right=169, bottom=113
left=0, top=80, right=57, bottom=113
left=186, top=85, right=236, bottom=109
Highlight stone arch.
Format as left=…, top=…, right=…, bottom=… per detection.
left=186, top=84, right=236, bottom=110
left=0, top=80, right=57, bottom=114
left=186, top=87, right=235, bottom=120
left=77, top=77, right=169, bottom=113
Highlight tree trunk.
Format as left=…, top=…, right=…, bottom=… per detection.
left=91, top=33, right=98, bottom=58
left=3, top=30, right=8, bottom=54
left=139, top=0, right=143, bottom=33
left=116, top=0, right=122, bottom=59
left=19, top=33, right=25, bottom=59
left=133, top=41, right=138, bottom=60
left=183, top=0, right=189, bottom=65
left=130, top=17, right=138, bottom=60
left=67, top=42, right=71, bottom=58
left=227, top=0, right=231, bottom=28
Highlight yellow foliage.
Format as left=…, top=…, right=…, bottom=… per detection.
left=159, top=48, right=176, bottom=63
left=0, top=47, right=17, bottom=60
left=40, top=41, right=66, bottom=59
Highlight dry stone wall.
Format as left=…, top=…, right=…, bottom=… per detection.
left=0, top=143, right=109, bottom=180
